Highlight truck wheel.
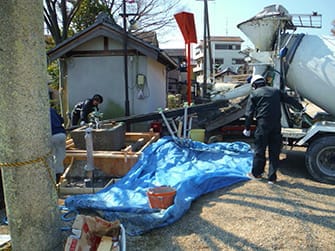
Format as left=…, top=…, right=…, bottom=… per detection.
left=305, top=136, right=335, bottom=184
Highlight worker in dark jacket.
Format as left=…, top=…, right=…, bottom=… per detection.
left=71, top=94, right=103, bottom=126
left=243, top=75, right=304, bottom=184
left=50, top=107, right=66, bottom=183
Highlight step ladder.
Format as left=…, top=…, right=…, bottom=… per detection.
left=158, top=103, right=195, bottom=142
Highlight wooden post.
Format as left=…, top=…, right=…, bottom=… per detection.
left=59, top=58, right=70, bottom=128
left=0, top=0, right=63, bottom=250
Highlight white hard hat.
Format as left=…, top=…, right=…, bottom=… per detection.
left=250, top=74, right=265, bottom=84
left=250, top=74, right=265, bottom=88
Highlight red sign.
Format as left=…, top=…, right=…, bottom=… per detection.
left=174, top=12, right=197, bottom=105
left=174, top=12, right=197, bottom=43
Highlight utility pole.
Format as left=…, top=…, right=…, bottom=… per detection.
left=197, top=0, right=215, bottom=98
left=206, top=2, right=214, bottom=82
left=122, top=0, right=130, bottom=117
left=203, top=0, right=208, bottom=96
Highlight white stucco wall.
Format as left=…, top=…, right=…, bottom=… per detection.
left=66, top=45, right=167, bottom=120
left=67, top=56, right=125, bottom=118
left=131, top=57, right=167, bottom=115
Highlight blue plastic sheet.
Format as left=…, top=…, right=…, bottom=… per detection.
left=65, top=136, right=253, bottom=235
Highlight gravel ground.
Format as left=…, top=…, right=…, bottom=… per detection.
left=1, top=103, right=333, bottom=250
left=126, top=147, right=335, bottom=251
left=0, top=148, right=333, bottom=251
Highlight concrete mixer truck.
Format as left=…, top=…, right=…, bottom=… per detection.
left=237, top=4, right=335, bottom=184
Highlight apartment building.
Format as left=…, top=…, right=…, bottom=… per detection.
left=164, top=48, right=197, bottom=94
left=193, top=36, right=245, bottom=83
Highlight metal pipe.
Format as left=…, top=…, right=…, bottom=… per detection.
left=187, top=42, right=192, bottom=104
left=123, top=0, right=130, bottom=116
left=183, top=104, right=188, bottom=138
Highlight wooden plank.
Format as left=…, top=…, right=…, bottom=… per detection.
left=66, top=138, right=75, bottom=149
left=97, top=236, right=113, bottom=251
left=59, top=186, right=104, bottom=195
left=66, top=149, right=139, bottom=155
left=60, top=156, right=75, bottom=184
left=124, top=132, right=158, bottom=142
left=65, top=151, right=139, bottom=159
left=0, top=235, right=11, bottom=247
left=137, top=135, right=159, bottom=154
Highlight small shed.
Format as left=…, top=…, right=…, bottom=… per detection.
left=47, top=14, right=177, bottom=130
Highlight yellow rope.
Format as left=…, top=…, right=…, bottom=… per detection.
left=0, top=152, right=59, bottom=193
left=0, top=152, right=51, bottom=167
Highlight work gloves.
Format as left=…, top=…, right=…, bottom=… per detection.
left=243, top=129, right=251, bottom=137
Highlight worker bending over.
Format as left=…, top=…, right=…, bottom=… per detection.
left=71, top=94, right=103, bottom=126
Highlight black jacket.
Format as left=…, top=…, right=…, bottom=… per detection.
left=245, top=86, right=303, bottom=130
left=73, top=98, right=99, bottom=123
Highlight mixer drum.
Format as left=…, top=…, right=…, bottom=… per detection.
left=285, top=35, right=335, bottom=116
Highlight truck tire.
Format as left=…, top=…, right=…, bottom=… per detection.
left=305, top=136, right=335, bottom=184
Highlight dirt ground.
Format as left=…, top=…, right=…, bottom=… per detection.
left=126, top=147, right=335, bottom=251
left=0, top=148, right=334, bottom=251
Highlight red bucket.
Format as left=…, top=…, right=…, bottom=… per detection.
left=147, top=186, right=176, bottom=209
left=150, top=121, right=162, bottom=133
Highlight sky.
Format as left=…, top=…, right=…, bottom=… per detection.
left=159, top=0, right=335, bottom=49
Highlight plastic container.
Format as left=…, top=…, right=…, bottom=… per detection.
left=147, top=186, right=176, bottom=209
left=189, top=129, right=205, bottom=142
left=150, top=121, right=162, bottom=133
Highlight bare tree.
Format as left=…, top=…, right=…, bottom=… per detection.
left=44, top=0, right=84, bottom=44
left=120, top=0, right=183, bottom=33
left=44, top=0, right=184, bottom=44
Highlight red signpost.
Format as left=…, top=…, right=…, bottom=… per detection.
left=174, top=12, right=197, bottom=105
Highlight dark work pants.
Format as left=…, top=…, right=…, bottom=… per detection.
left=252, top=120, right=282, bottom=181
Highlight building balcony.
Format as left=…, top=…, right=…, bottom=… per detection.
left=194, top=51, right=204, bottom=60
left=193, top=65, right=203, bottom=73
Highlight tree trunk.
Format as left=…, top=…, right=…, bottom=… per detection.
left=0, top=1, right=63, bottom=250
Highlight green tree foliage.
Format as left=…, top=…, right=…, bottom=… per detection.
left=45, top=35, right=58, bottom=89
left=45, top=34, right=56, bottom=50
left=72, top=0, right=111, bottom=32
left=45, top=35, right=59, bottom=108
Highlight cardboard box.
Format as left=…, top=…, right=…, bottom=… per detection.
left=64, top=215, right=121, bottom=251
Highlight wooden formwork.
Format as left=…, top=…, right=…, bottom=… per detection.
left=63, top=131, right=160, bottom=179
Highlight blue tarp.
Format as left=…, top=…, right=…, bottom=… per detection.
left=65, top=136, right=253, bottom=235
